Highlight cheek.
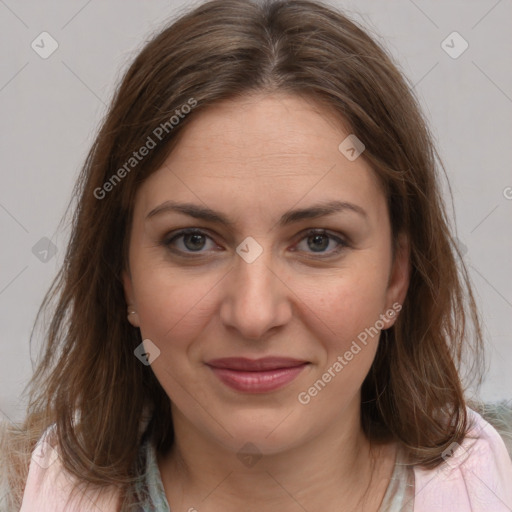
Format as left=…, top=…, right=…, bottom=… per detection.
left=132, top=265, right=221, bottom=351
left=303, top=264, right=390, bottom=346
left=295, top=273, right=388, bottom=409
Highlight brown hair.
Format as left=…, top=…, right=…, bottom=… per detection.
left=3, top=0, right=484, bottom=508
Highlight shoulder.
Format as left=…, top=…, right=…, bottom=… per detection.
left=476, top=400, right=512, bottom=458
left=1, top=419, right=32, bottom=512
left=19, top=425, right=121, bottom=512
left=413, top=406, right=512, bottom=512
left=0, top=420, right=15, bottom=512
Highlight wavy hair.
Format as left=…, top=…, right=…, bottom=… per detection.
left=2, top=0, right=484, bottom=509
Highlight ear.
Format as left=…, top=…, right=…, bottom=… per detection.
left=122, top=269, right=141, bottom=328
left=383, top=232, right=410, bottom=328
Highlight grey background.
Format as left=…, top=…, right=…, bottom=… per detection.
left=1, top=0, right=511, bottom=424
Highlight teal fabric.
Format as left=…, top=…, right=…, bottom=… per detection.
left=132, top=436, right=171, bottom=512
left=474, top=400, right=512, bottom=458
left=142, top=440, right=171, bottom=511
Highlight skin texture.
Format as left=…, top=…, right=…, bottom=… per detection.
left=123, top=93, right=410, bottom=511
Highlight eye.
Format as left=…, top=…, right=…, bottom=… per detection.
left=161, top=228, right=348, bottom=257
left=162, top=228, right=219, bottom=254
left=292, top=229, right=348, bottom=257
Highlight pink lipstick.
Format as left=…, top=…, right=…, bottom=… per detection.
left=206, top=357, right=308, bottom=393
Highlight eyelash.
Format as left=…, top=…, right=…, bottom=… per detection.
left=161, top=228, right=348, bottom=259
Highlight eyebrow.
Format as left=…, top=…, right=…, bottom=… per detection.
left=145, top=199, right=368, bottom=227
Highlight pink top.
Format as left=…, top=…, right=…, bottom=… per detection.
left=20, top=407, right=512, bottom=511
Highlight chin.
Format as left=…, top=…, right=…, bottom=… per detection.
left=210, top=409, right=310, bottom=456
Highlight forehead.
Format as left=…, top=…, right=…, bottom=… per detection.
left=134, top=93, right=385, bottom=223
left=163, top=93, right=357, bottom=173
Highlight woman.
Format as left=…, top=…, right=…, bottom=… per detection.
left=1, top=0, right=511, bottom=510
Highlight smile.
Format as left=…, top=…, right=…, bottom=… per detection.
left=205, top=357, right=309, bottom=393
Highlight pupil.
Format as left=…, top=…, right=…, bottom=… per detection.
left=185, top=233, right=205, bottom=251
left=309, top=234, right=328, bottom=252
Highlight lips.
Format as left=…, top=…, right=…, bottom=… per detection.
left=205, top=357, right=309, bottom=393
left=207, top=357, right=307, bottom=371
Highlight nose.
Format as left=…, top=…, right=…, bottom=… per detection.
left=219, top=245, right=293, bottom=341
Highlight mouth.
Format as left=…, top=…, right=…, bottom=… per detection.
left=205, top=357, right=309, bottom=393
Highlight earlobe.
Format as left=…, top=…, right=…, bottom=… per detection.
left=126, top=307, right=140, bottom=327
left=122, top=269, right=141, bottom=328
left=384, top=233, right=410, bottom=327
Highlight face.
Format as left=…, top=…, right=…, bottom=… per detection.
left=123, top=93, right=409, bottom=455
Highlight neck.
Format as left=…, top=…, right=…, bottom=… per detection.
left=157, top=404, right=397, bottom=512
